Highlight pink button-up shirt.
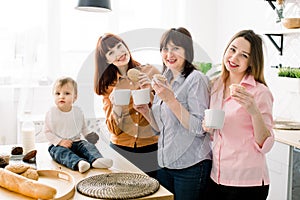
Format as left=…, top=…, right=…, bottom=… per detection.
left=210, top=75, right=274, bottom=187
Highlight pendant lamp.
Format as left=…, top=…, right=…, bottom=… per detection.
left=75, top=0, right=111, bottom=12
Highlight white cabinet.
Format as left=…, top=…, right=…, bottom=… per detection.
left=0, top=87, right=17, bottom=144
left=267, top=141, right=291, bottom=200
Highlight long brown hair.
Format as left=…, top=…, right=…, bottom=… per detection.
left=94, top=33, right=140, bottom=95
left=220, top=30, right=267, bottom=86
left=160, top=27, right=196, bottom=78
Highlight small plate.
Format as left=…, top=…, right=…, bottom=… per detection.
left=0, top=169, right=75, bottom=200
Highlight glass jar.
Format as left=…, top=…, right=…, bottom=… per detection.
left=21, top=112, right=36, bottom=154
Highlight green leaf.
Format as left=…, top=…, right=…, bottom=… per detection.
left=194, top=62, right=212, bottom=75
left=278, top=67, right=300, bottom=78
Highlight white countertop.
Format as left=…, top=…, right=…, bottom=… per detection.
left=274, top=129, right=300, bottom=148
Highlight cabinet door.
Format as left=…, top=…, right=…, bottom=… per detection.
left=266, top=141, right=290, bottom=200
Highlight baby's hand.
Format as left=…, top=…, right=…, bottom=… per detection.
left=58, top=139, right=72, bottom=148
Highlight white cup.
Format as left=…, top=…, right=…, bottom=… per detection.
left=113, top=89, right=131, bottom=105
left=204, top=109, right=225, bottom=129
left=131, top=88, right=150, bottom=105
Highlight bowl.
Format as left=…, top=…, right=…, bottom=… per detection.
left=282, top=18, right=300, bottom=29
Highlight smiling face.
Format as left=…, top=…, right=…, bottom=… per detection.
left=53, top=82, right=77, bottom=112
left=223, top=37, right=251, bottom=79
left=105, top=42, right=130, bottom=69
left=161, top=41, right=186, bottom=73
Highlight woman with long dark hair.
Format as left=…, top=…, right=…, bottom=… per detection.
left=94, top=33, right=160, bottom=178
left=134, top=27, right=212, bottom=200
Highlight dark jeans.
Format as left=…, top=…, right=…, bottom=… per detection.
left=205, top=178, right=269, bottom=200
left=157, top=159, right=212, bottom=200
left=109, top=142, right=159, bottom=179
left=48, top=140, right=103, bottom=170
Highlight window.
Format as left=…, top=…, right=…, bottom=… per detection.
left=0, top=0, right=166, bottom=85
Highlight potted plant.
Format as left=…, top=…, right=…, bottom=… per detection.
left=193, top=62, right=212, bottom=75
left=278, top=66, right=300, bottom=93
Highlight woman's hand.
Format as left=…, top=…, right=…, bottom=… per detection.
left=202, top=119, right=214, bottom=134
left=133, top=104, right=150, bottom=116
left=231, top=88, right=259, bottom=115
left=232, top=87, right=271, bottom=146
left=152, top=80, right=176, bottom=103
left=138, top=72, right=151, bottom=89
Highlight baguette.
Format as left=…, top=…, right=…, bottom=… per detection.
left=0, top=168, right=57, bottom=199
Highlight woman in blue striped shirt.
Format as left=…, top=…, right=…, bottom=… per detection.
left=134, top=27, right=212, bottom=200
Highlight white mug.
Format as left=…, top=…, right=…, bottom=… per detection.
left=131, top=88, right=150, bottom=105
left=113, top=89, right=131, bottom=105
left=204, top=109, right=225, bottom=129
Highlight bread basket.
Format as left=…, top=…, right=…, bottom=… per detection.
left=282, top=18, right=300, bottom=29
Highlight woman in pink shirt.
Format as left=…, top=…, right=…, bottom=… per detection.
left=203, top=30, right=274, bottom=200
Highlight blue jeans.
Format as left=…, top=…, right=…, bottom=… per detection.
left=110, top=142, right=159, bottom=179
left=157, top=159, right=212, bottom=200
left=48, top=140, right=103, bottom=170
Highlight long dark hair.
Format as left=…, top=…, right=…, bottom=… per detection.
left=160, top=27, right=196, bottom=78
left=94, top=33, right=140, bottom=95
left=220, top=29, right=266, bottom=86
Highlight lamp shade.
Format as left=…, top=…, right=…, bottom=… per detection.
left=75, top=0, right=111, bottom=12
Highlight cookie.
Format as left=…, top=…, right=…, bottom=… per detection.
left=0, top=153, right=10, bottom=163
left=11, top=146, right=23, bottom=155
left=21, top=168, right=39, bottom=180
left=127, top=68, right=140, bottom=82
left=153, top=74, right=167, bottom=82
left=0, top=157, right=8, bottom=168
left=23, top=150, right=37, bottom=162
left=5, top=163, right=30, bottom=174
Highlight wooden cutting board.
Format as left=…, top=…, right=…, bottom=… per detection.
left=274, top=121, right=300, bottom=130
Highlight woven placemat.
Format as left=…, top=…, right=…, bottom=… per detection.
left=76, top=172, right=160, bottom=199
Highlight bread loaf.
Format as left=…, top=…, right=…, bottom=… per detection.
left=5, top=163, right=30, bottom=174
left=21, top=168, right=39, bottom=180
left=0, top=168, right=57, bottom=199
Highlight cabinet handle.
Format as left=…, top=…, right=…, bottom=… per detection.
left=293, top=147, right=300, bottom=152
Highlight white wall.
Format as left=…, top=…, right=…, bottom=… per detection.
left=1, top=0, right=300, bottom=144
left=189, top=0, right=300, bottom=121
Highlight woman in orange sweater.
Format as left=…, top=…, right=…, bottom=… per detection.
left=94, top=33, right=161, bottom=178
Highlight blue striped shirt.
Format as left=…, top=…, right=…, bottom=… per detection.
left=152, top=69, right=212, bottom=169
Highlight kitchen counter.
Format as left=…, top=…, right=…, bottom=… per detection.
left=267, top=129, right=300, bottom=200
left=0, top=142, right=173, bottom=200
left=274, top=129, right=300, bottom=148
